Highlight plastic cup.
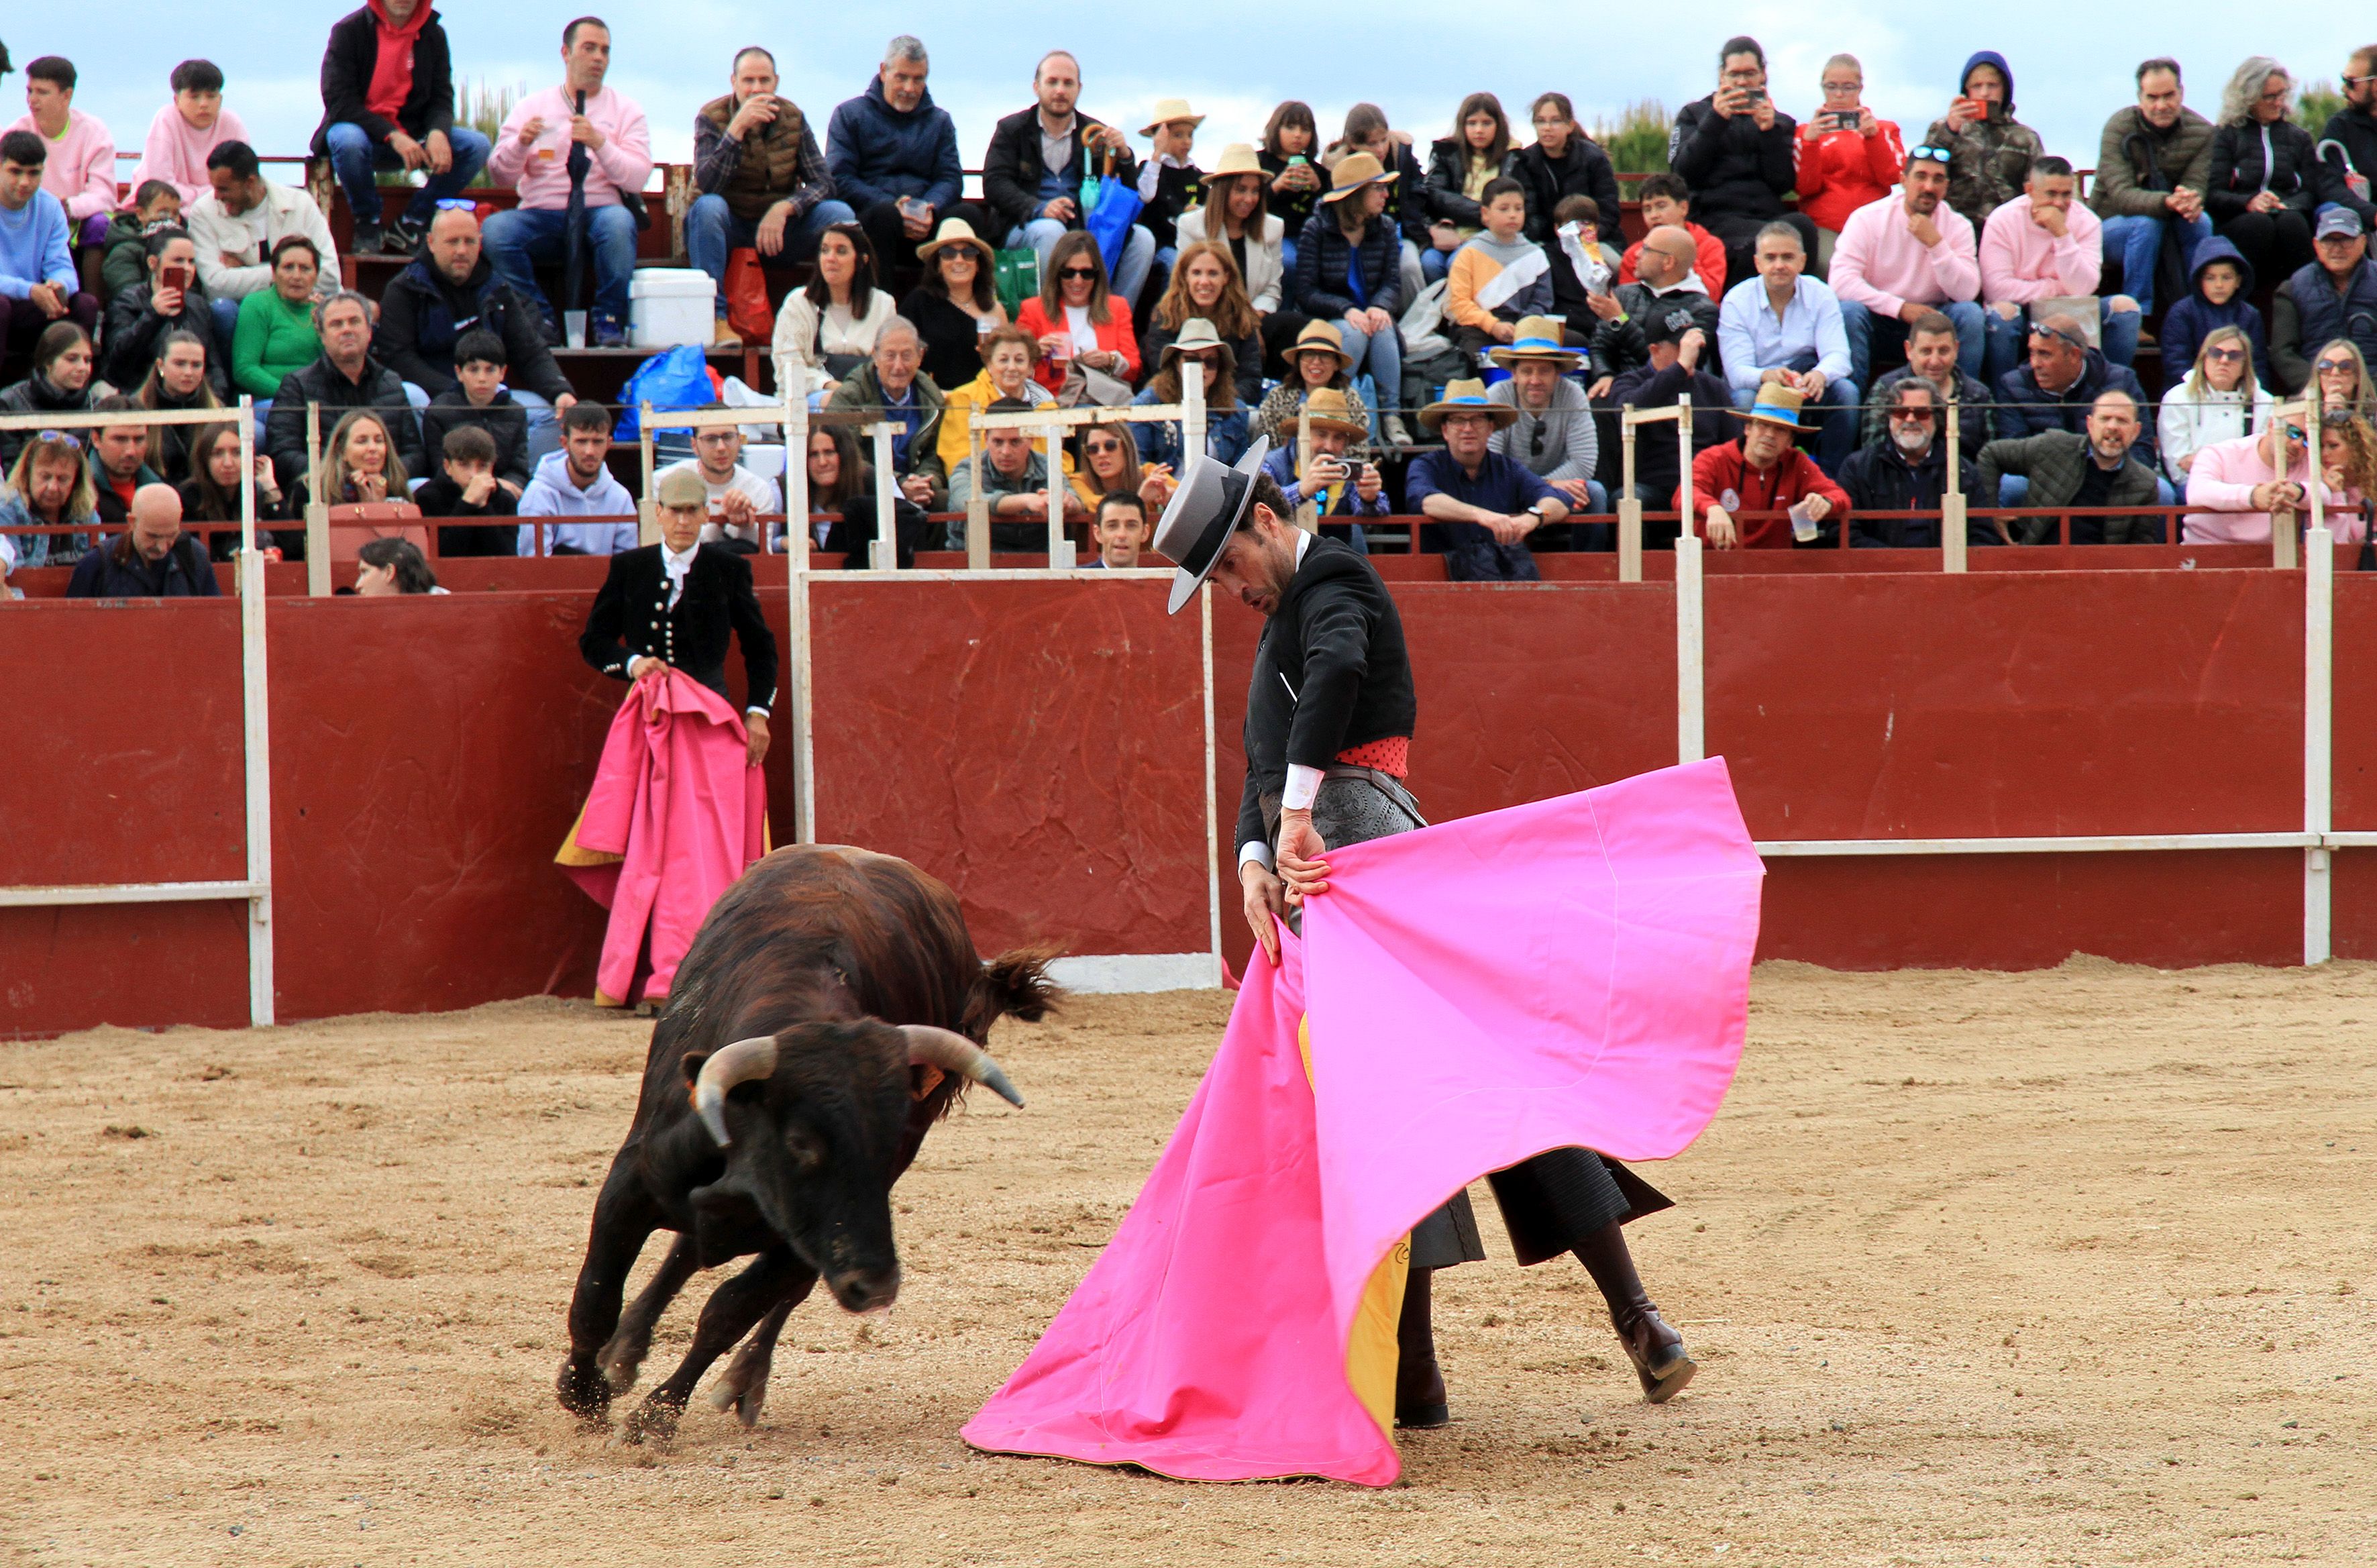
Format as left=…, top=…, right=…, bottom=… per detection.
left=564, top=311, right=588, bottom=350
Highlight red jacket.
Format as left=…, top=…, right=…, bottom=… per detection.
left=1677, top=441, right=1852, bottom=549
left=1793, top=119, right=1906, bottom=233
left=1618, top=222, right=1727, bottom=297
left=1015, top=296, right=1143, bottom=394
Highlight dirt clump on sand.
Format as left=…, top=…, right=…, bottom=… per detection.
left=2, top=962, right=2373, bottom=1565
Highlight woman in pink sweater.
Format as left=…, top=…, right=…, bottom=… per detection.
left=2181, top=418, right=2354, bottom=543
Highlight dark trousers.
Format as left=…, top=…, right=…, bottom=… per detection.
left=2216, top=209, right=2315, bottom=294
left=0, top=291, right=101, bottom=370
left=853, top=198, right=989, bottom=274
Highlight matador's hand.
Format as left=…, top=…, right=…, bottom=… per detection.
left=1277, top=809, right=1331, bottom=905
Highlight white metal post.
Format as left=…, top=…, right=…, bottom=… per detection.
left=2304, top=378, right=2333, bottom=964
left=1201, top=584, right=1223, bottom=986
left=868, top=421, right=898, bottom=570
left=304, top=401, right=330, bottom=596
left=966, top=425, right=991, bottom=570
left=1617, top=405, right=1643, bottom=582
left=784, top=386, right=815, bottom=845
left=235, top=395, right=275, bottom=1026
left=1044, top=420, right=1073, bottom=568
left=638, top=404, right=659, bottom=546
left=1183, top=361, right=1207, bottom=473
left=1675, top=388, right=1705, bottom=764
left=1942, top=384, right=1968, bottom=573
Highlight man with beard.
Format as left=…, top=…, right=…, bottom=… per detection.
left=1151, top=439, right=1701, bottom=1428
left=1837, top=377, right=1988, bottom=548
left=375, top=205, right=578, bottom=462
left=1830, top=145, right=1985, bottom=388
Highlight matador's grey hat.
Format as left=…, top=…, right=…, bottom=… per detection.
left=1152, top=435, right=1271, bottom=614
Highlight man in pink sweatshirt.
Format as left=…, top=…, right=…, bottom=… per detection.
left=129, top=60, right=248, bottom=207
left=482, top=15, right=651, bottom=349
left=1829, top=145, right=1985, bottom=390
left=8, top=57, right=114, bottom=251
left=2181, top=416, right=2355, bottom=544
left=1978, top=154, right=2141, bottom=380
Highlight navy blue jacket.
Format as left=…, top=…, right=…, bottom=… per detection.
left=1993, top=348, right=2156, bottom=468
left=1294, top=211, right=1405, bottom=321
left=826, top=76, right=963, bottom=214
left=66, top=535, right=221, bottom=598
left=374, top=253, right=573, bottom=403
left=2158, top=236, right=2268, bottom=387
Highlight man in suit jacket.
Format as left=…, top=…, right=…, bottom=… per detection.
left=1152, top=439, right=1699, bottom=1432
left=580, top=468, right=779, bottom=765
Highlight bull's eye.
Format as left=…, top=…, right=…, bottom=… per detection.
left=782, top=1125, right=826, bottom=1172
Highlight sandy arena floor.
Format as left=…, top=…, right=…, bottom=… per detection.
left=3, top=959, right=2373, bottom=1566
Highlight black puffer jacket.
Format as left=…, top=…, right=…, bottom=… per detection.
left=0, top=372, right=95, bottom=474
left=1669, top=96, right=1798, bottom=222
left=2207, top=119, right=2320, bottom=221
left=101, top=283, right=228, bottom=399
left=1294, top=211, right=1404, bottom=321
left=1512, top=138, right=1623, bottom=243
left=1422, top=136, right=1520, bottom=229
left=374, top=252, right=574, bottom=403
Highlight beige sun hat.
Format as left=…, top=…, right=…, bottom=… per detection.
left=1287, top=387, right=1369, bottom=441
left=1485, top=315, right=1584, bottom=370
left=1418, top=378, right=1521, bottom=433
left=916, top=216, right=994, bottom=265
left=1286, top=318, right=1357, bottom=370
left=1141, top=99, right=1207, bottom=136
left=1200, top=143, right=1264, bottom=183
left=1320, top=151, right=1398, bottom=203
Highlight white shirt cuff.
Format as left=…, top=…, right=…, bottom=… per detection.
left=1282, top=764, right=1324, bottom=811
left=1238, top=841, right=1275, bottom=871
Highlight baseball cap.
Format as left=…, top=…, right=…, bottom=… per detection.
left=2315, top=203, right=2364, bottom=242
left=1642, top=307, right=1700, bottom=346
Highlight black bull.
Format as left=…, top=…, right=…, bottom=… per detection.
left=556, top=845, right=1059, bottom=1441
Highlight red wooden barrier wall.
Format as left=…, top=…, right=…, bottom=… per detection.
left=3, top=566, right=2368, bottom=1038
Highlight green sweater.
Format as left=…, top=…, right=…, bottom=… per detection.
left=232, top=290, right=321, bottom=400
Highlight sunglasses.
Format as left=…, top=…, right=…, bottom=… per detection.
left=2029, top=322, right=2089, bottom=351
left=35, top=429, right=85, bottom=450
left=1084, top=437, right=1124, bottom=454
left=1888, top=406, right=1938, bottom=421
left=2315, top=359, right=2357, bottom=375
left=1058, top=266, right=1098, bottom=280
left=434, top=198, right=476, bottom=212
left=1907, top=145, right=1952, bottom=164
left=2203, top=345, right=2247, bottom=362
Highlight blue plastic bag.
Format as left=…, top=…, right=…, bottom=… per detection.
left=612, top=344, right=715, bottom=441
left=1078, top=152, right=1145, bottom=282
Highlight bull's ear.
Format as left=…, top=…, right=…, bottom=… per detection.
left=681, top=1050, right=710, bottom=1090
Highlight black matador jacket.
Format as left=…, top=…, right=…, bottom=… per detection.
left=1234, top=535, right=1417, bottom=850
left=580, top=543, right=780, bottom=714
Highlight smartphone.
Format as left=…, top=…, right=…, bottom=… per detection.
left=1742, top=88, right=1767, bottom=107
left=1952, top=97, right=1987, bottom=121
left=160, top=259, right=195, bottom=293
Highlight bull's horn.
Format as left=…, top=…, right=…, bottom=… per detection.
left=693, top=1036, right=780, bottom=1147
left=901, top=1026, right=1024, bottom=1109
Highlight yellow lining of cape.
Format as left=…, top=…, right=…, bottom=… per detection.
left=1300, top=1014, right=1408, bottom=1442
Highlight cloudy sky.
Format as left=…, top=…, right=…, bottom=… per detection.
left=13, top=4, right=2372, bottom=176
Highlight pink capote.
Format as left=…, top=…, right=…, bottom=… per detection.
left=560, top=669, right=766, bottom=1005
left=963, top=758, right=1764, bottom=1485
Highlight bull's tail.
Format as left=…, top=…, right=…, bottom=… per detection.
left=963, top=943, right=1064, bottom=1040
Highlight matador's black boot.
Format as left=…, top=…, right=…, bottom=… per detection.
left=1394, top=1267, right=1449, bottom=1428
left=1573, top=1220, right=1695, bottom=1404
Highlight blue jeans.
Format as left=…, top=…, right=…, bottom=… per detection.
left=685, top=193, right=855, bottom=316
left=480, top=203, right=639, bottom=327
left=1732, top=374, right=1861, bottom=475
left=1420, top=244, right=1455, bottom=284
left=1980, top=298, right=2145, bottom=382
left=2099, top=213, right=2211, bottom=315
left=209, top=295, right=241, bottom=368
left=1997, top=472, right=2177, bottom=508
left=1332, top=316, right=1402, bottom=424
left=1839, top=299, right=1985, bottom=389
left=323, top=123, right=492, bottom=227
left=1004, top=217, right=1157, bottom=312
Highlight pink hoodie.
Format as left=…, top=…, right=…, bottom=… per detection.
left=1829, top=191, right=1981, bottom=318
left=131, top=101, right=251, bottom=206
left=1978, top=194, right=2103, bottom=306
left=486, top=85, right=651, bottom=211
left=2181, top=432, right=2357, bottom=543
left=5, top=107, right=117, bottom=221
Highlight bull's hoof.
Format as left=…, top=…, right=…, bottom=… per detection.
left=596, top=1331, right=647, bottom=1394
left=622, top=1393, right=684, bottom=1445
left=706, top=1345, right=774, bottom=1428
left=556, top=1356, right=614, bottom=1426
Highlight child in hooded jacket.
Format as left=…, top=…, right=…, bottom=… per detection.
left=2159, top=236, right=2269, bottom=390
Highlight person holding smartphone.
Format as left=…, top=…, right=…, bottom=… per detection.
left=1668, top=36, right=1816, bottom=303
left=1921, top=51, right=2045, bottom=227
left=100, top=227, right=224, bottom=393
left=1793, top=54, right=1905, bottom=277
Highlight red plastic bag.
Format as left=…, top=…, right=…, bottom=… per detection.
left=723, top=248, right=775, bottom=343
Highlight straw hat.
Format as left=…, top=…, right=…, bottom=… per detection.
left=1320, top=150, right=1398, bottom=203
left=1732, top=384, right=1810, bottom=431
left=916, top=216, right=994, bottom=266
left=1159, top=317, right=1230, bottom=368
left=1151, top=438, right=1273, bottom=614
left=655, top=468, right=708, bottom=509
left=1141, top=99, right=1207, bottom=136
left=1285, top=319, right=1356, bottom=370
left=1417, top=378, right=1520, bottom=433
left=1287, top=388, right=1369, bottom=441
left=1200, top=143, right=1263, bottom=184
left=1485, top=315, right=1583, bottom=370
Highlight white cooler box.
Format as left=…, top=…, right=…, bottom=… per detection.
left=628, top=269, right=717, bottom=348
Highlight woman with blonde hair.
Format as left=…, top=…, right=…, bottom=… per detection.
left=1177, top=146, right=1300, bottom=368
left=936, top=322, right=1062, bottom=474
left=1142, top=240, right=1262, bottom=404
left=2307, top=339, right=2377, bottom=424
left=2207, top=56, right=2318, bottom=287
left=0, top=429, right=101, bottom=571
left=325, top=407, right=409, bottom=504
left=2318, top=413, right=2377, bottom=542
left=2158, top=325, right=2272, bottom=482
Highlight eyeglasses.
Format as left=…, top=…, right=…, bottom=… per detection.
left=1888, top=406, right=1938, bottom=422
left=1058, top=266, right=1098, bottom=280
left=1907, top=145, right=1952, bottom=164
left=2029, top=322, right=2089, bottom=351
left=2203, top=345, right=2246, bottom=362
left=1084, top=437, right=1123, bottom=455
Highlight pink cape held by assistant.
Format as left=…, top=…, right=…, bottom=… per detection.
left=556, top=668, right=768, bottom=1007
left=961, top=758, right=1764, bottom=1485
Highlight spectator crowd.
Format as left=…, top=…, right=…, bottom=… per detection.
left=6, top=20, right=2377, bottom=597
